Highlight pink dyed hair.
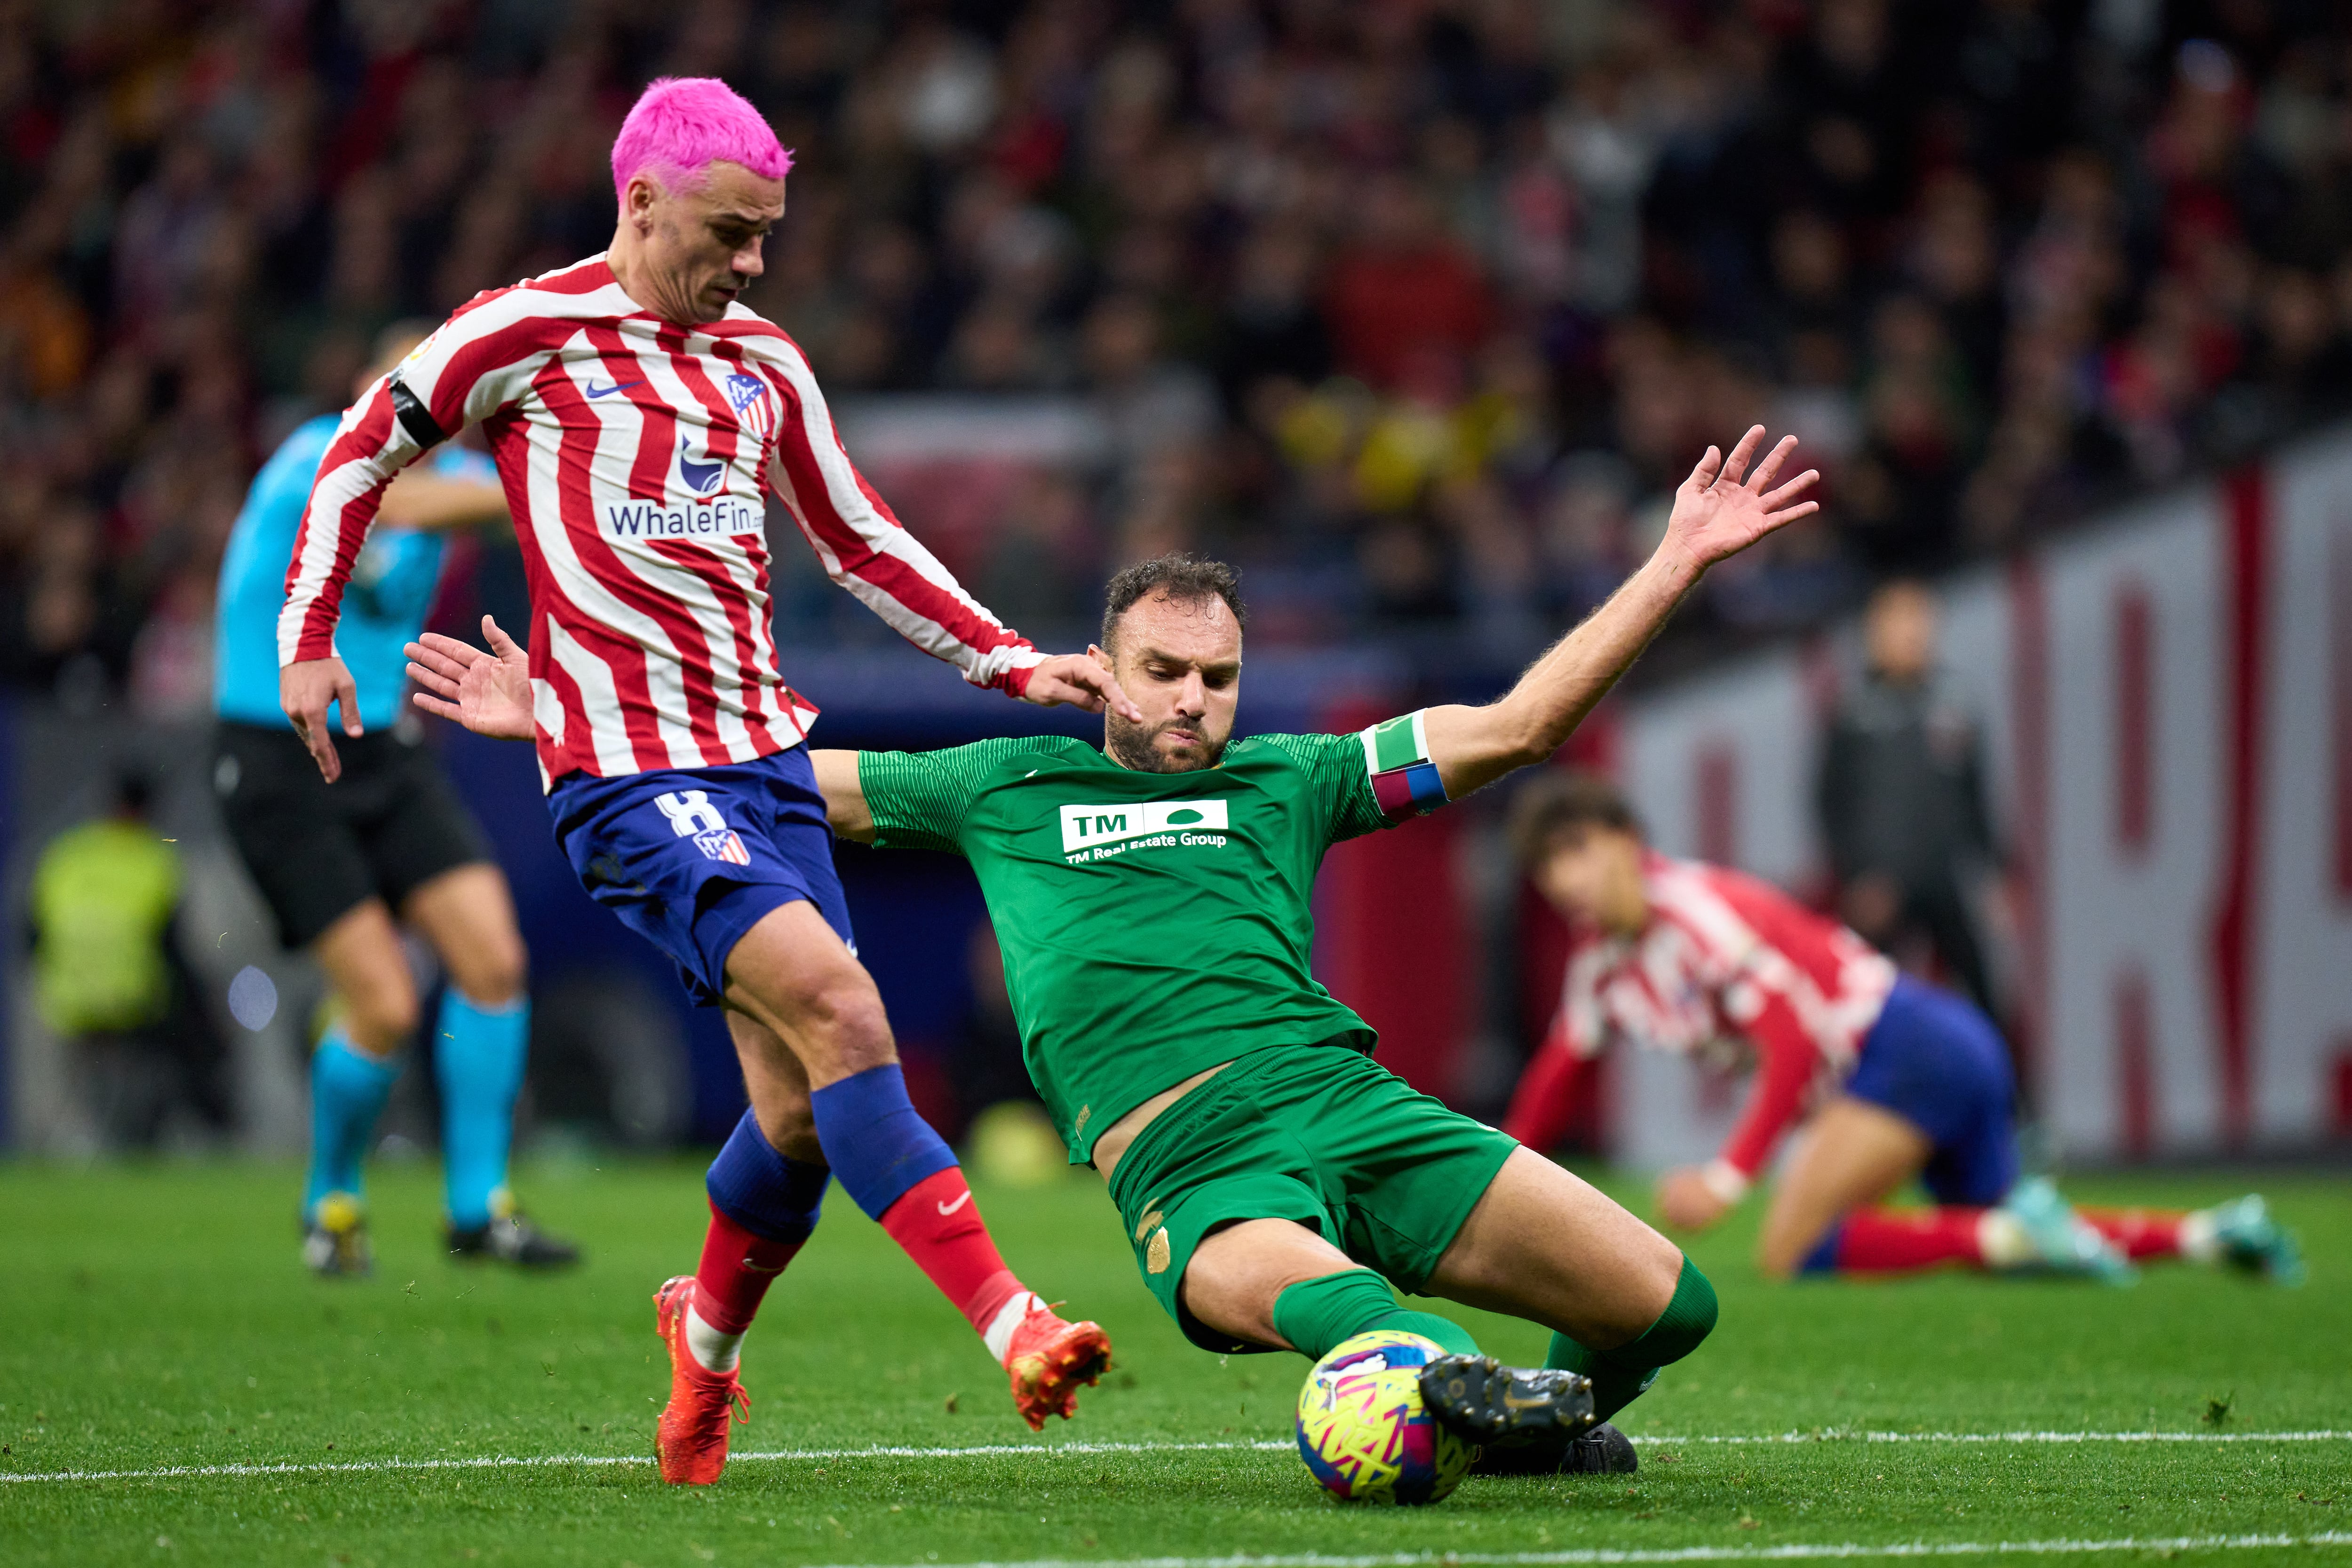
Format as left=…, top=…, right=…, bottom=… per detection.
left=610, top=77, right=793, bottom=205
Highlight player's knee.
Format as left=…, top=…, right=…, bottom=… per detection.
left=344, top=981, right=420, bottom=1054
left=787, top=971, right=896, bottom=1075
left=1568, top=1226, right=1693, bottom=1350
left=450, top=932, right=528, bottom=1007
left=1641, top=1257, right=1717, bottom=1367
left=1623, top=1223, right=1689, bottom=1325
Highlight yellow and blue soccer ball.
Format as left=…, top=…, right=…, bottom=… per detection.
left=1294, top=1330, right=1474, bottom=1504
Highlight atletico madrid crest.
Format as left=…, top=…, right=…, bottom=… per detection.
left=723, top=372, right=774, bottom=443
left=695, top=828, right=751, bottom=865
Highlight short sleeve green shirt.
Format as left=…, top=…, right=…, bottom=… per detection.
left=857, top=717, right=1442, bottom=1163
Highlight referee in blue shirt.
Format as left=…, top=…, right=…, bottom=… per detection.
left=214, top=322, right=576, bottom=1276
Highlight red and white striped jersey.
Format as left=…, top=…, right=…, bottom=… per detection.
left=279, top=255, right=1044, bottom=785
left=1553, top=853, right=1897, bottom=1176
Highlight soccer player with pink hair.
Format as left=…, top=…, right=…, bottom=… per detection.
left=278, top=77, right=1122, bottom=1485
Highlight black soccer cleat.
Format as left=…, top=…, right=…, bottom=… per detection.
left=446, top=1210, right=581, bottom=1270
left=1418, top=1354, right=1596, bottom=1448
left=1470, top=1420, right=1638, bottom=1476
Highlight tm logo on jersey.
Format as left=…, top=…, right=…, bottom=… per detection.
left=1060, top=800, right=1229, bottom=862
left=655, top=789, right=751, bottom=866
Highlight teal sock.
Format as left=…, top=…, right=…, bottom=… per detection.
left=1547, top=1255, right=1718, bottom=1421
left=1270, top=1269, right=1481, bottom=1359
left=434, top=990, right=530, bottom=1229
left=305, top=1030, right=401, bottom=1217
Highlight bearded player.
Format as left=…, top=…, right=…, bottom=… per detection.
left=278, top=78, right=1125, bottom=1483
left=413, top=424, right=1826, bottom=1476
left=218, top=321, right=575, bottom=1276
left=1500, top=774, right=2304, bottom=1288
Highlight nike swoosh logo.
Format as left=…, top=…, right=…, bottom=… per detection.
left=937, top=1191, right=973, bottom=1216
left=740, top=1258, right=787, bottom=1275
left=1500, top=1391, right=1552, bottom=1411
left=585, top=378, right=642, bottom=398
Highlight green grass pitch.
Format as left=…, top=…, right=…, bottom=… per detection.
left=1, top=1159, right=2346, bottom=1566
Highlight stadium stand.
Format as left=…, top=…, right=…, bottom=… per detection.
left=2, top=0, right=2351, bottom=709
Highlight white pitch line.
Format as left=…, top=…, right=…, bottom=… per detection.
left=809, top=1538, right=2352, bottom=1568
left=0, top=1440, right=1287, bottom=1486
left=2, top=1430, right=2345, bottom=1486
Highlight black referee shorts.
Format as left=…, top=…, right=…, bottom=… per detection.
left=213, top=720, right=493, bottom=949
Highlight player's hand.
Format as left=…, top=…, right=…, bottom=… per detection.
left=281, top=656, right=362, bottom=782
left=1021, top=653, right=1143, bottom=723
left=405, top=614, right=534, bottom=741
left=1659, top=427, right=1820, bottom=576
left=1655, top=1165, right=1734, bottom=1232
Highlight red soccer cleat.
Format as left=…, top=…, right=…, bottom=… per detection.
left=1003, top=1300, right=1112, bottom=1432
left=653, top=1275, right=749, bottom=1485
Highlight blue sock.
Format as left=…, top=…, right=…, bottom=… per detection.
left=305, top=1029, right=401, bottom=1217
left=1798, top=1220, right=1846, bottom=1276
left=807, top=1063, right=957, bottom=1220
left=706, top=1108, right=830, bottom=1241
left=434, top=990, right=530, bottom=1229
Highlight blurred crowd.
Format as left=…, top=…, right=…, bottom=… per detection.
left=6, top=0, right=2352, bottom=708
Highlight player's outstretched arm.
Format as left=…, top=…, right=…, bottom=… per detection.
left=809, top=750, right=876, bottom=843
left=759, top=362, right=1140, bottom=726
left=405, top=616, right=534, bottom=741
left=1422, top=427, right=1818, bottom=799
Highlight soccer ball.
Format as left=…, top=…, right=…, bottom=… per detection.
left=1294, top=1330, right=1474, bottom=1504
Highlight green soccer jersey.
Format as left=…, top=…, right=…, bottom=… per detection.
left=856, top=714, right=1448, bottom=1163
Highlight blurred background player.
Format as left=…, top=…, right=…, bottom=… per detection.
left=1816, top=579, right=2002, bottom=1022
left=29, top=765, right=227, bottom=1149
left=293, top=78, right=1121, bottom=1483
left=215, top=321, right=576, bottom=1277
left=1501, top=773, right=2304, bottom=1287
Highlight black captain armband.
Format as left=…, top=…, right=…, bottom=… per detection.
left=387, top=375, right=447, bottom=452
left=1360, top=710, right=1448, bottom=821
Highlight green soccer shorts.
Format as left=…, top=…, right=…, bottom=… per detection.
left=1103, top=1043, right=1519, bottom=1353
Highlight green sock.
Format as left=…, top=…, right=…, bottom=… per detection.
left=1546, top=1255, right=1718, bottom=1421
left=1271, top=1269, right=1481, bottom=1359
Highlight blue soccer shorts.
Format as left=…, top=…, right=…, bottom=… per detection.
left=1842, top=973, right=2020, bottom=1206
left=548, top=745, right=854, bottom=1007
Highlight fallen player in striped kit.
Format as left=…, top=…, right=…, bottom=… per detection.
left=1501, top=773, right=2305, bottom=1289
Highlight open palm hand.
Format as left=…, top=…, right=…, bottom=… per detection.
left=405, top=615, right=534, bottom=741
left=1663, top=426, right=1821, bottom=573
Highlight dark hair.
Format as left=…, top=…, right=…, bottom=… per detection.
left=1099, top=554, right=1247, bottom=650
left=1506, top=771, right=1642, bottom=865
